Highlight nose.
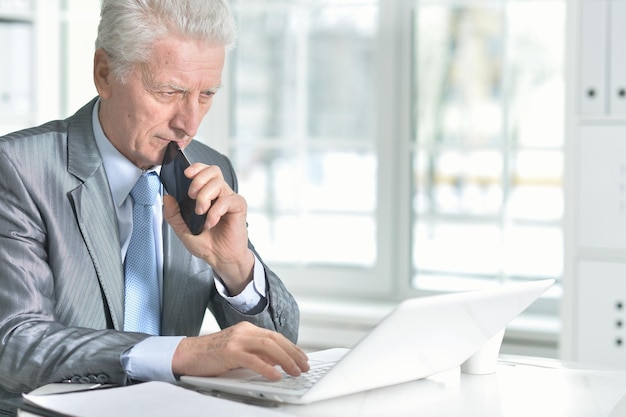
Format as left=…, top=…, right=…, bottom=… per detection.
left=171, top=94, right=210, bottom=139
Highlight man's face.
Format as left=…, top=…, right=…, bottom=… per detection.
left=95, top=35, right=225, bottom=170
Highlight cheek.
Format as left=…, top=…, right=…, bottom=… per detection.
left=147, top=100, right=177, bottom=121
left=129, top=104, right=167, bottom=133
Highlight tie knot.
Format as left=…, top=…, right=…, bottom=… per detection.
left=131, top=172, right=160, bottom=206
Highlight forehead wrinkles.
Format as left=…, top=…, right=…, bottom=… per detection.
left=137, top=59, right=221, bottom=95
left=134, top=62, right=183, bottom=95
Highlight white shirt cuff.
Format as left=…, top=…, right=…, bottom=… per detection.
left=121, top=336, right=184, bottom=383
left=213, top=253, right=267, bottom=314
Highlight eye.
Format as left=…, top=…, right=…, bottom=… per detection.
left=198, top=90, right=216, bottom=104
left=155, top=90, right=183, bottom=102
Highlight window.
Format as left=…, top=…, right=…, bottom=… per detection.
left=412, top=0, right=565, bottom=301
left=0, top=6, right=33, bottom=135
left=221, top=0, right=565, bottom=313
left=0, top=0, right=564, bottom=345
left=228, top=0, right=386, bottom=297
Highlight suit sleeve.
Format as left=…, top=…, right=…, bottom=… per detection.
left=0, top=147, right=148, bottom=396
left=208, top=249, right=300, bottom=343
left=195, top=145, right=301, bottom=343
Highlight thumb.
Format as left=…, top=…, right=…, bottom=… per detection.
left=163, top=194, right=191, bottom=237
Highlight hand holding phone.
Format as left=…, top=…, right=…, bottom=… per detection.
left=160, top=142, right=207, bottom=235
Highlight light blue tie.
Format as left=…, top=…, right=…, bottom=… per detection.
left=124, top=172, right=161, bottom=335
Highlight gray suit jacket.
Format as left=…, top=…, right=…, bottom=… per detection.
left=0, top=98, right=299, bottom=398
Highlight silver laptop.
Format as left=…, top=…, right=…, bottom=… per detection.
left=181, top=279, right=554, bottom=404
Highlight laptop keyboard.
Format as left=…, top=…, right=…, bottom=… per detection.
left=247, top=363, right=334, bottom=391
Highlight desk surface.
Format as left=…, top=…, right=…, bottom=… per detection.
left=275, top=355, right=626, bottom=417
left=16, top=355, right=626, bottom=417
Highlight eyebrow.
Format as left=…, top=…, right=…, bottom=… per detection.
left=203, top=84, right=222, bottom=95
left=153, top=82, right=222, bottom=95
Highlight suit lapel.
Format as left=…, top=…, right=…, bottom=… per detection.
left=66, top=99, right=125, bottom=330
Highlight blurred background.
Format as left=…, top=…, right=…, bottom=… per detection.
left=2, top=0, right=613, bottom=368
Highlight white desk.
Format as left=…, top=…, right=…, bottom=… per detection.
left=15, top=355, right=626, bottom=417
left=275, top=355, right=626, bottom=417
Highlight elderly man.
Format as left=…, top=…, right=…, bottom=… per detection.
left=0, top=0, right=308, bottom=401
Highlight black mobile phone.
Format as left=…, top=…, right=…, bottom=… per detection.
left=160, top=141, right=206, bottom=235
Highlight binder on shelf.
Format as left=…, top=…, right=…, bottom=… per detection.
left=579, top=0, right=608, bottom=117
left=609, top=0, right=626, bottom=116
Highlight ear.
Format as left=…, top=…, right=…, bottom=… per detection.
left=93, top=48, right=113, bottom=98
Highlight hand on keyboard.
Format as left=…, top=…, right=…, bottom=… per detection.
left=249, top=364, right=334, bottom=391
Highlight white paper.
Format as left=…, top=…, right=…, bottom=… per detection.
left=23, top=381, right=293, bottom=417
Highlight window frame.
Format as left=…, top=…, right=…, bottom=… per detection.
left=198, top=0, right=563, bottom=320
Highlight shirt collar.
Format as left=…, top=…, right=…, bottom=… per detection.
left=92, top=99, right=161, bottom=208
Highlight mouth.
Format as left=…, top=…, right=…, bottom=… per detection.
left=157, top=136, right=176, bottom=143
left=158, top=136, right=189, bottom=147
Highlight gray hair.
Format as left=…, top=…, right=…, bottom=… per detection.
left=95, top=0, right=237, bottom=82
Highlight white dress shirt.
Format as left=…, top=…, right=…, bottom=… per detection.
left=91, top=100, right=266, bottom=382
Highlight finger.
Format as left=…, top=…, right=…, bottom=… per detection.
left=287, top=345, right=310, bottom=374
left=261, top=336, right=310, bottom=374
left=221, top=323, right=308, bottom=378
left=195, top=185, right=221, bottom=215
left=185, top=166, right=234, bottom=216
left=251, top=334, right=310, bottom=377
left=185, top=164, right=223, bottom=199
left=277, top=346, right=310, bottom=376
left=184, top=162, right=214, bottom=180
left=203, top=194, right=236, bottom=229
left=211, top=326, right=288, bottom=380
left=239, top=353, right=284, bottom=381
